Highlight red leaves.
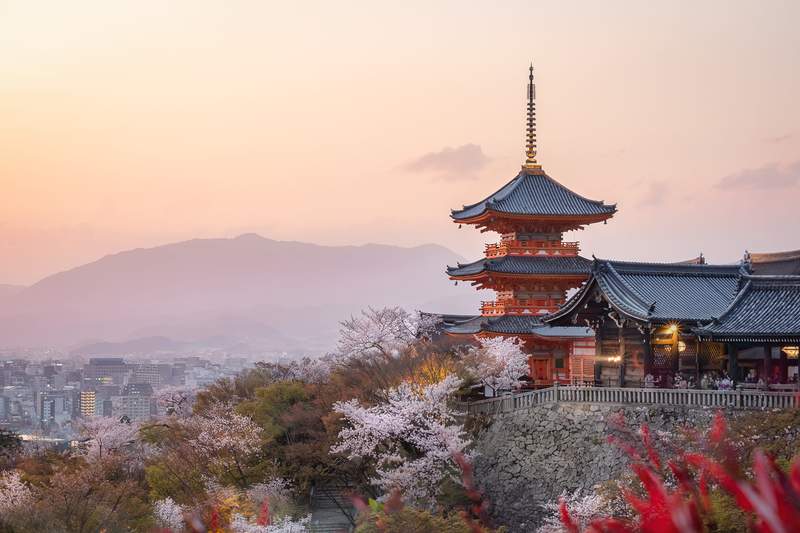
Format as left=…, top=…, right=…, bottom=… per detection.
left=256, top=496, right=270, bottom=526
left=639, top=425, right=662, bottom=471
left=586, top=410, right=800, bottom=533
left=621, top=463, right=702, bottom=533
left=559, top=497, right=580, bottom=533
left=454, top=452, right=492, bottom=531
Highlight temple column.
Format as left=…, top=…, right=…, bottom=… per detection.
left=726, top=343, right=739, bottom=381
left=671, top=330, right=680, bottom=375
left=779, top=347, right=789, bottom=383
left=695, top=341, right=701, bottom=383
left=643, top=329, right=653, bottom=376
left=763, top=344, right=773, bottom=382
left=618, top=323, right=626, bottom=387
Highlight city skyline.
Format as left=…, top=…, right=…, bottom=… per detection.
left=3, top=1, right=800, bottom=285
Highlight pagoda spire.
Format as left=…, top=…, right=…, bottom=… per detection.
left=524, top=63, right=541, bottom=170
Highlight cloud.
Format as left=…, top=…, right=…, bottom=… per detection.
left=764, top=133, right=793, bottom=144
left=715, top=161, right=800, bottom=191
left=402, top=143, right=490, bottom=181
left=637, top=180, right=670, bottom=207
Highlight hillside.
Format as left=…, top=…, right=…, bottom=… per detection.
left=0, top=234, right=480, bottom=350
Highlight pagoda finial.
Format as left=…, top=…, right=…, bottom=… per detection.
left=524, top=63, right=541, bottom=171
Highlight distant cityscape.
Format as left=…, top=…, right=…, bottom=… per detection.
left=0, top=350, right=294, bottom=441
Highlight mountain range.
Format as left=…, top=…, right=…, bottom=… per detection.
left=0, top=234, right=481, bottom=353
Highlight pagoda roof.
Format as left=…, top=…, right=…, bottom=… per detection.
left=695, top=274, right=800, bottom=342
left=438, top=313, right=593, bottom=338
left=746, top=249, right=800, bottom=276
left=546, top=259, right=742, bottom=324
left=447, top=255, right=592, bottom=278
left=451, top=169, right=616, bottom=223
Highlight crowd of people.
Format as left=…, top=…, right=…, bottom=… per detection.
left=643, top=370, right=799, bottom=390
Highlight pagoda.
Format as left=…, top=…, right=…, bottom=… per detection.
left=442, top=65, right=616, bottom=385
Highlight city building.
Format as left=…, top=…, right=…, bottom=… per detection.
left=79, top=390, right=96, bottom=417
left=83, top=358, right=129, bottom=386
left=112, top=383, right=155, bottom=421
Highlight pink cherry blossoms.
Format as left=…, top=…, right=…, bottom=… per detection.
left=78, top=415, right=140, bottom=462
left=468, top=336, right=529, bottom=393
left=188, top=408, right=263, bottom=457
left=332, top=374, right=470, bottom=505
left=334, top=307, right=436, bottom=362
left=0, top=470, right=33, bottom=514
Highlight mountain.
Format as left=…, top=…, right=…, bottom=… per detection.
left=0, top=284, right=25, bottom=297
left=0, top=234, right=481, bottom=350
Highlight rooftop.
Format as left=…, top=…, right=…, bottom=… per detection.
left=547, top=259, right=742, bottom=324
left=447, top=255, right=592, bottom=278
left=747, top=249, right=800, bottom=276
left=438, top=313, right=593, bottom=338
left=451, top=169, right=616, bottom=224
left=695, top=274, right=800, bottom=342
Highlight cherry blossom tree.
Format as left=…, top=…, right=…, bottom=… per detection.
left=335, top=307, right=434, bottom=363
left=286, top=356, right=331, bottom=384
left=229, top=513, right=311, bottom=532
left=78, top=416, right=140, bottom=462
left=0, top=470, right=33, bottom=515
left=332, top=374, right=470, bottom=505
left=536, top=490, right=606, bottom=533
left=156, top=385, right=196, bottom=417
left=153, top=497, right=185, bottom=530
left=187, top=407, right=263, bottom=486
left=467, top=336, right=529, bottom=393
left=247, top=477, right=293, bottom=505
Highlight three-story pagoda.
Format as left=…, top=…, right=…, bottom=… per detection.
left=442, top=65, right=616, bottom=385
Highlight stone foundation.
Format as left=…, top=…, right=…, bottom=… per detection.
left=472, top=403, right=724, bottom=531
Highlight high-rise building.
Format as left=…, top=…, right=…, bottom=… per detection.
left=83, top=358, right=129, bottom=386
left=79, top=390, right=97, bottom=417
left=113, top=383, right=155, bottom=421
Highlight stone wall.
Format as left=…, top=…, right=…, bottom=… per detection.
left=472, top=402, right=723, bottom=531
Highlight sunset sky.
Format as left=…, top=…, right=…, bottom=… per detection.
left=2, top=0, right=799, bottom=285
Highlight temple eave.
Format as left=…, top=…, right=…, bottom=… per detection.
left=451, top=210, right=615, bottom=227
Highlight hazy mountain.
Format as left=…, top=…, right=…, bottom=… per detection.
left=0, top=234, right=481, bottom=350
left=0, top=284, right=25, bottom=296
left=70, top=336, right=186, bottom=356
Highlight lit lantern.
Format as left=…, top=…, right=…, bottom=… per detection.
left=783, top=346, right=799, bottom=359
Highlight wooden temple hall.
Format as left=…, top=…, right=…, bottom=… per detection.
left=433, top=65, right=800, bottom=390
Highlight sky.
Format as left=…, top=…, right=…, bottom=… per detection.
left=1, top=0, right=799, bottom=285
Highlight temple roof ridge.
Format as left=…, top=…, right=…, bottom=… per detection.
left=546, top=257, right=742, bottom=324
left=451, top=170, right=617, bottom=222
left=446, top=254, right=592, bottom=277
left=593, top=257, right=740, bottom=277
left=744, top=248, right=800, bottom=276
left=695, top=274, right=800, bottom=341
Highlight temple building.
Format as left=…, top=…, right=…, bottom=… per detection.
left=440, top=65, right=615, bottom=385
left=433, top=65, right=800, bottom=391
left=545, top=255, right=800, bottom=387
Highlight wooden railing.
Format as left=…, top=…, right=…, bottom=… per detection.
left=463, top=385, right=799, bottom=416
left=480, top=298, right=560, bottom=316
left=485, top=240, right=580, bottom=258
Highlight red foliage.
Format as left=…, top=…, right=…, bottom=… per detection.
left=257, top=497, right=271, bottom=526
left=560, top=412, right=800, bottom=533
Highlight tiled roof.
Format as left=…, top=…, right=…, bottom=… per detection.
left=747, top=249, right=800, bottom=275
left=547, top=259, right=742, bottom=324
left=447, top=255, right=592, bottom=277
left=451, top=170, right=616, bottom=220
left=437, top=313, right=593, bottom=338
left=695, top=275, right=800, bottom=342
